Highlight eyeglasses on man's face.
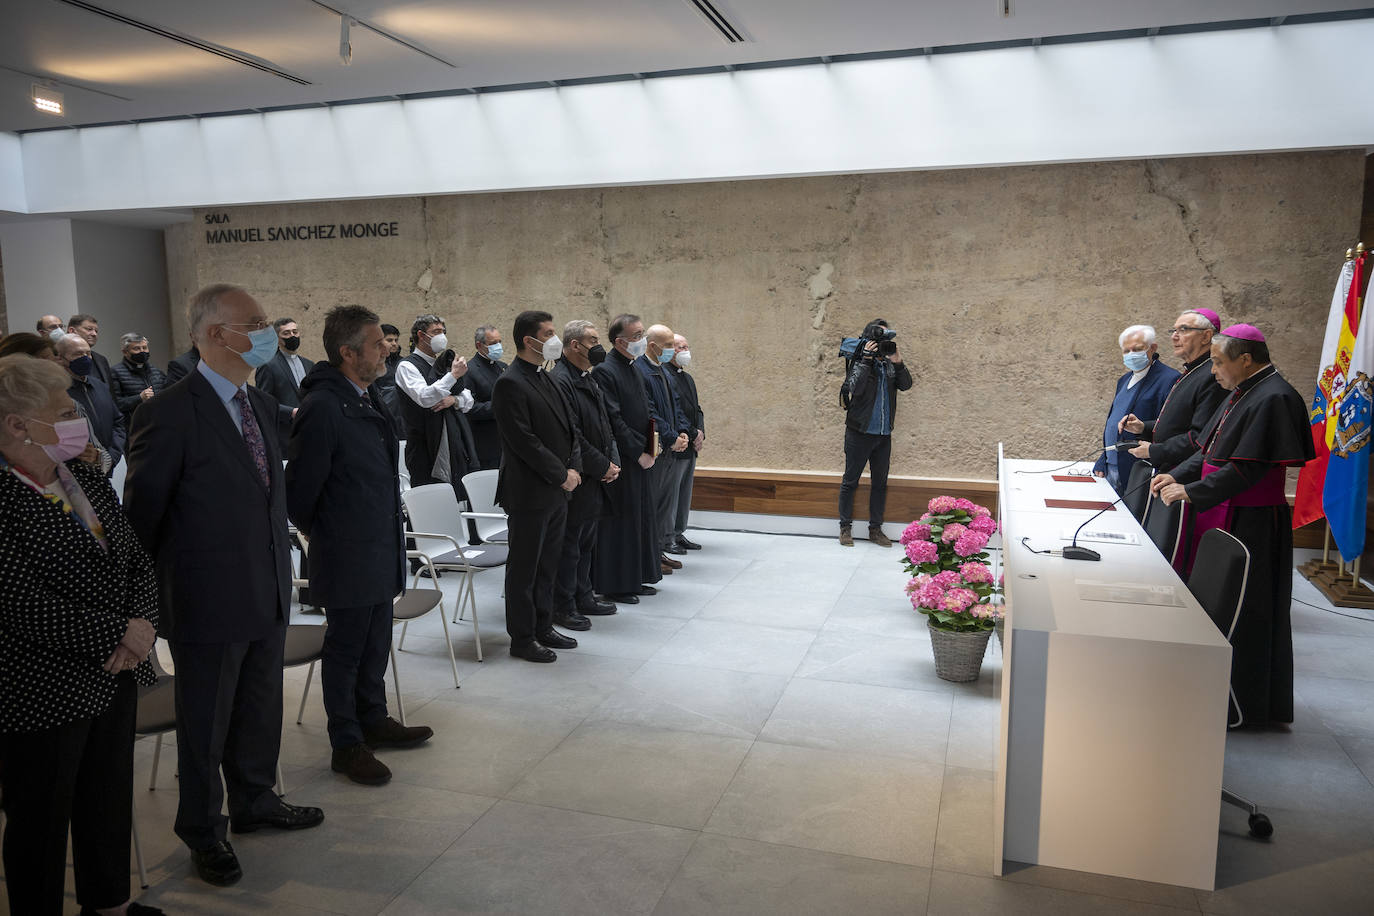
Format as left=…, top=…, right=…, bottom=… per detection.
left=1167, top=326, right=1209, bottom=337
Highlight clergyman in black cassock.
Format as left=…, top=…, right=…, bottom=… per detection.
left=492, top=312, right=583, bottom=661
left=591, top=315, right=663, bottom=600
left=1153, top=324, right=1314, bottom=727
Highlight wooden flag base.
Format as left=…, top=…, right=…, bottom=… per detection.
left=1304, top=568, right=1374, bottom=610
left=1298, top=558, right=1339, bottom=580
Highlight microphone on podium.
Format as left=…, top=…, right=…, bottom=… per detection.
left=1062, top=471, right=1158, bottom=561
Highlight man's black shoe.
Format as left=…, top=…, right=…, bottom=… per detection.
left=664, top=543, right=688, bottom=556
left=230, top=800, right=325, bottom=834
left=607, top=593, right=639, bottom=605
left=676, top=535, right=702, bottom=550
left=578, top=598, right=617, bottom=615
left=511, top=642, right=557, bottom=662
left=362, top=715, right=433, bottom=749
left=192, top=841, right=243, bottom=886
left=553, top=610, right=592, bottom=631
left=332, top=743, right=392, bottom=785
left=639, top=585, right=658, bottom=596
left=537, top=628, right=578, bottom=649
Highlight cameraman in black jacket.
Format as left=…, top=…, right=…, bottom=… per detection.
left=838, top=319, right=912, bottom=547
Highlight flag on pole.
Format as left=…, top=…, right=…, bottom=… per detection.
left=1324, top=281, right=1372, bottom=563
left=1294, top=255, right=1362, bottom=528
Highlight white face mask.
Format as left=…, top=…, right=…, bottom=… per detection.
left=426, top=331, right=448, bottom=353
left=674, top=350, right=691, bottom=369
left=537, top=334, right=563, bottom=361
left=626, top=337, right=648, bottom=359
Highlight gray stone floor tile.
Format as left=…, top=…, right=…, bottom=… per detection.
left=652, top=834, right=930, bottom=916
left=647, top=618, right=817, bottom=677
left=381, top=801, right=696, bottom=916
left=586, top=661, right=788, bottom=739
left=1335, top=734, right=1374, bottom=785
left=506, top=721, right=753, bottom=829
left=435, top=649, right=643, bottom=716
left=1294, top=674, right=1374, bottom=738
left=564, top=612, right=691, bottom=661
left=932, top=766, right=995, bottom=876
left=794, top=625, right=967, bottom=693
left=1221, top=730, right=1374, bottom=817
left=759, top=678, right=952, bottom=765
left=1291, top=630, right=1374, bottom=682
left=927, top=869, right=1201, bottom=915
left=695, top=587, right=838, bottom=630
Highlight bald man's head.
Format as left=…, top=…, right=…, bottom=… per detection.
left=645, top=324, right=675, bottom=364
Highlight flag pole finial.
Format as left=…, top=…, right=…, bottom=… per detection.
left=1357, top=241, right=1366, bottom=257
left=1347, top=248, right=1355, bottom=260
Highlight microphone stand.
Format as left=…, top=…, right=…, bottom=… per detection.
left=1063, top=471, right=1158, bottom=561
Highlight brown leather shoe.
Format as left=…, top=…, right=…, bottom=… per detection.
left=661, top=554, right=683, bottom=569
left=839, top=526, right=854, bottom=547
left=362, top=715, right=433, bottom=749
left=660, top=562, right=674, bottom=574
left=869, top=528, right=893, bottom=547
left=332, top=743, right=392, bottom=786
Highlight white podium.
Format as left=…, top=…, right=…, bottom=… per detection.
left=992, top=451, right=1232, bottom=891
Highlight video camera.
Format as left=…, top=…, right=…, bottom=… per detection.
left=838, top=322, right=897, bottom=360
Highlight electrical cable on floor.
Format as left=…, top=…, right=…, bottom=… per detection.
left=1291, top=595, right=1374, bottom=623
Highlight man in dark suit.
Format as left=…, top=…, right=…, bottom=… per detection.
left=550, top=320, right=620, bottom=630
left=492, top=310, right=582, bottom=663
left=667, top=333, right=705, bottom=551
left=165, top=343, right=201, bottom=384
left=287, top=306, right=432, bottom=787
left=67, top=313, right=113, bottom=392
left=590, top=314, right=662, bottom=603
left=465, top=323, right=508, bottom=470
left=253, top=317, right=314, bottom=448
left=124, top=283, right=324, bottom=888
left=635, top=324, right=693, bottom=574
left=56, top=332, right=125, bottom=470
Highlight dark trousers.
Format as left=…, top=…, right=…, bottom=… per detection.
left=1, top=676, right=137, bottom=915
left=169, top=625, right=286, bottom=850
left=674, top=452, right=697, bottom=537
left=556, top=517, right=599, bottom=613
left=322, top=602, right=394, bottom=749
left=505, top=497, right=568, bottom=648
left=838, top=428, right=892, bottom=528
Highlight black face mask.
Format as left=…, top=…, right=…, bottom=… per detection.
left=587, top=344, right=607, bottom=366
left=283, top=336, right=301, bottom=352
left=130, top=351, right=149, bottom=366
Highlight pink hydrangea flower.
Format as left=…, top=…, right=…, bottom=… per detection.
left=900, top=522, right=932, bottom=545
left=927, top=496, right=958, bottom=514
left=954, top=497, right=977, bottom=512
left=918, top=513, right=934, bottom=525
left=932, top=570, right=962, bottom=590
left=960, top=562, right=993, bottom=584
left=969, top=515, right=998, bottom=536
left=904, top=574, right=930, bottom=595
left=942, top=588, right=979, bottom=612
left=904, top=540, right=939, bottom=565
left=953, top=530, right=990, bottom=557
left=917, top=580, right=947, bottom=608
left=970, top=504, right=992, bottom=518
left=940, top=522, right=968, bottom=544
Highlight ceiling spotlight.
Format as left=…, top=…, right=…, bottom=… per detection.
left=31, top=82, right=64, bottom=116
left=340, top=16, right=353, bottom=65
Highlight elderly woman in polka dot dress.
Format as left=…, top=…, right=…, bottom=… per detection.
left=0, top=355, right=164, bottom=916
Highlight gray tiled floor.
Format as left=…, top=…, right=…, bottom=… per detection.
left=14, top=534, right=1374, bottom=914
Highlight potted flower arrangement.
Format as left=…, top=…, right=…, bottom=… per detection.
left=901, top=496, right=1002, bottom=682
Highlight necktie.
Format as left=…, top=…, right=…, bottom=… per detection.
left=233, top=389, right=270, bottom=489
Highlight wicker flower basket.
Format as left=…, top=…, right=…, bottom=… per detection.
left=928, top=621, right=992, bottom=682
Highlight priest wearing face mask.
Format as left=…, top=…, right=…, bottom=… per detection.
left=590, top=314, right=662, bottom=603
left=395, top=315, right=479, bottom=503
left=666, top=333, right=704, bottom=551
left=465, top=324, right=509, bottom=470
left=1092, top=325, right=1179, bottom=495
left=124, top=284, right=324, bottom=888
left=492, top=310, right=583, bottom=662
left=1151, top=324, right=1314, bottom=727
left=56, top=332, right=125, bottom=473
left=109, top=332, right=168, bottom=424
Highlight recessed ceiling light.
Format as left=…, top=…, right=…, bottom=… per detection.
left=31, top=83, right=64, bottom=116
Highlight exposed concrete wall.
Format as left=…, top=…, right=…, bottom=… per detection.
left=163, top=151, right=1365, bottom=478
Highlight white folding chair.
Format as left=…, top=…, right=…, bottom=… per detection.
left=401, top=483, right=510, bottom=661
left=390, top=550, right=459, bottom=724
left=460, top=469, right=508, bottom=544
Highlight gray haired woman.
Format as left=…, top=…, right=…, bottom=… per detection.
left=0, top=354, right=163, bottom=916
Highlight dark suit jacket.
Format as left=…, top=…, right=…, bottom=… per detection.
left=551, top=358, right=618, bottom=524
left=1093, top=357, right=1182, bottom=484
left=635, top=356, right=690, bottom=452
left=89, top=350, right=114, bottom=392
left=165, top=347, right=200, bottom=384
left=0, top=458, right=158, bottom=733
left=253, top=350, right=314, bottom=409
left=68, top=373, right=126, bottom=467
left=668, top=364, right=703, bottom=459
left=286, top=364, right=405, bottom=608
left=591, top=349, right=653, bottom=513
left=465, top=353, right=507, bottom=469
left=492, top=358, right=580, bottom=512
left=123, top=370, right=292, bottom=644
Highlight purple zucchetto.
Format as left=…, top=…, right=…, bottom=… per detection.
left=1220, top=323, right=1265, bottom=342
left=1191, top=308, right=1221, bottom=331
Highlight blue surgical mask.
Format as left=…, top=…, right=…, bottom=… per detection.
left=1122, top=351, right=1150, bottom=372
left=657, top=346, right=675, bottom=365
left=225, top=325, right=281, bottom=368
left=486, top=343, right=503, bottom=362
left=626, top=338, right=648, bottom=360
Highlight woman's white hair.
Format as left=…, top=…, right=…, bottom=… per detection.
left=1118, top=325, right=1157, bottom=348
left=0, top=354, right=73, bottom=420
